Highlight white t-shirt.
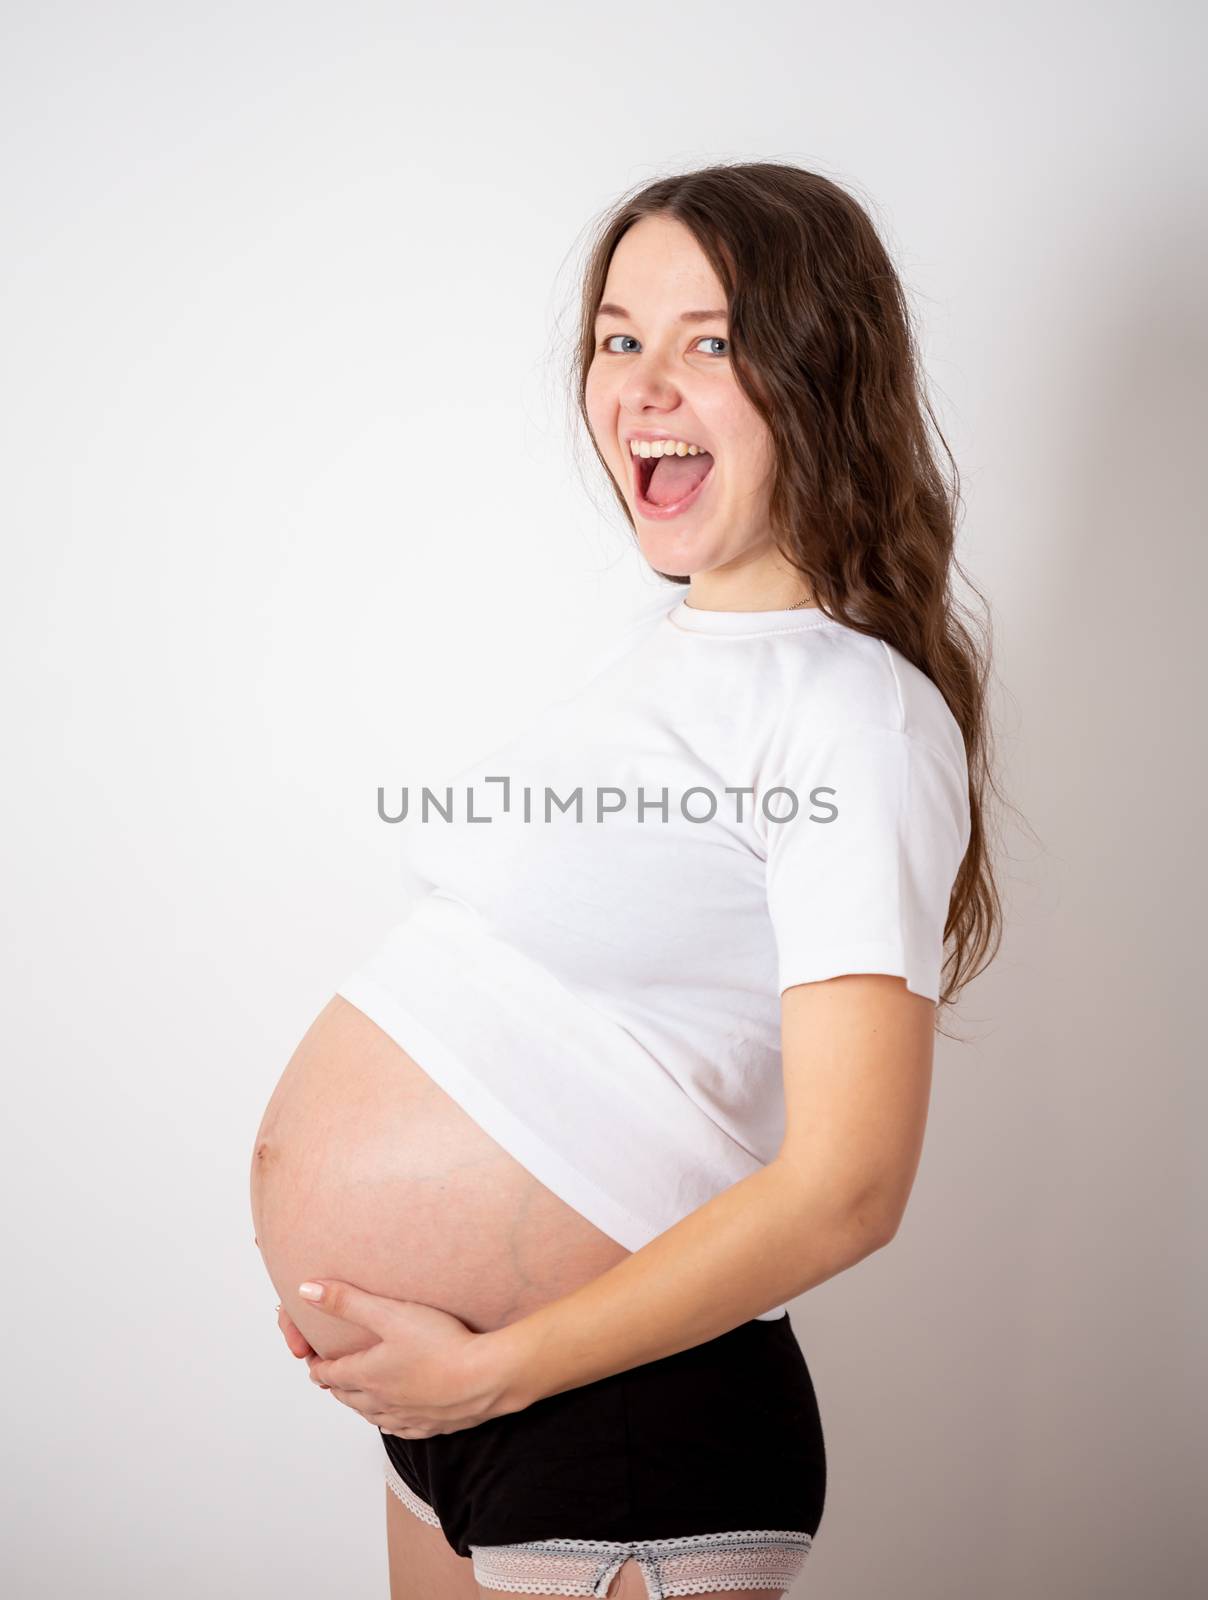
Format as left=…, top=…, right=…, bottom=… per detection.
left=336, top=590, right=972, bottom=1321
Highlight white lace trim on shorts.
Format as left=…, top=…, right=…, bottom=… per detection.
left=382, top=1449, right=442, bottom=1528
left=469, top=1530, right=814, bottom=1597
left=384, top=1444, right=813, bottom=1597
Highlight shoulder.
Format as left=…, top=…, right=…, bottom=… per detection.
left=619, top=584, right=690, bottom=640
left=773, top=619, right=967, bottom=781
left=564, top=585, right=685, bottom=693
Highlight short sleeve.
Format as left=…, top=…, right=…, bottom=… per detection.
left=762, top=725, right=971, bottom=1002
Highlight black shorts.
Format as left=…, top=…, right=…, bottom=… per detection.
left=380, top=1310, right=826, bottom=1597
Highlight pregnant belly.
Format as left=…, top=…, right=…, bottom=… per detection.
left=249, top=994, right=631, bottom=1361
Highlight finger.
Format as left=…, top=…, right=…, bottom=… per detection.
left=300, top=1352, right=328, bottom=1389
left=306, top=1357, right=356, bottom=1395
left=306, top=1349, right=370, bottom=1390
left=317, top=1380, right=377, bottom=1420
left=296, top=1279, right=395, bottom=1336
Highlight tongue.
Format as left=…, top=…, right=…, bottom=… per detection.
left=647, top=451, right=712, bottom=507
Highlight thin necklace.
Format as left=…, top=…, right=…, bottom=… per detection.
left=684, top=594, right=816, bottom=611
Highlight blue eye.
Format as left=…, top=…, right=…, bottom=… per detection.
left=598, top=334, right=729, bottom=357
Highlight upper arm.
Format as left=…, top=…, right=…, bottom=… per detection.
left=763, top=722, right=970, bottom=1003
left=757, top=662, right=969, bottom=1238
left=775, top=973, right=935, bottom=1241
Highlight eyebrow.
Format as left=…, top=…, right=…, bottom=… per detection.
left=594, top=303, right=728, bottom=324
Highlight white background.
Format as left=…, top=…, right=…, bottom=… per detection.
left=2, top=2, right=1205, bottom=1595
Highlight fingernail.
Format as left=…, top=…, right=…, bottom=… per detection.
left=298, top=1282, right=323, bottom=1301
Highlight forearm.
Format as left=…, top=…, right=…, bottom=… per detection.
left=477, top=1157, right=891, bottom=1416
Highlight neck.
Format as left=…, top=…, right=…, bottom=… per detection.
left=684, top=579, right=815, bottom=613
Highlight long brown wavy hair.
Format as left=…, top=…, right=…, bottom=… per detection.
left=566, top=160, right=1006, bottom=1016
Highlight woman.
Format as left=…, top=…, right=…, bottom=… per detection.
left=250, top=160, right=1002, bottom=1600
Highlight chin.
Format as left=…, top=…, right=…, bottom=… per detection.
left=633, top=525, right=726, bottom=578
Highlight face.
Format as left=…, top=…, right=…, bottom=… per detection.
left=584, top=212, right=784, bottom=590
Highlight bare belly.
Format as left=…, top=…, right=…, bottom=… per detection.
left=249, top=994, right=631, bottom=1361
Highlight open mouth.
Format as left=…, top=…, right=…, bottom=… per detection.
left=632, top=448, right=715, bottom=519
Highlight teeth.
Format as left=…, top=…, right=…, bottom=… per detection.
left=628, top=439, right=707, bottom=458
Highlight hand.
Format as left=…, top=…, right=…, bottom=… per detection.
left=293, top=1279, right=515, bottom=1439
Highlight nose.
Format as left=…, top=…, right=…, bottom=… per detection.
left=617, top=349, right=682, bottom=415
